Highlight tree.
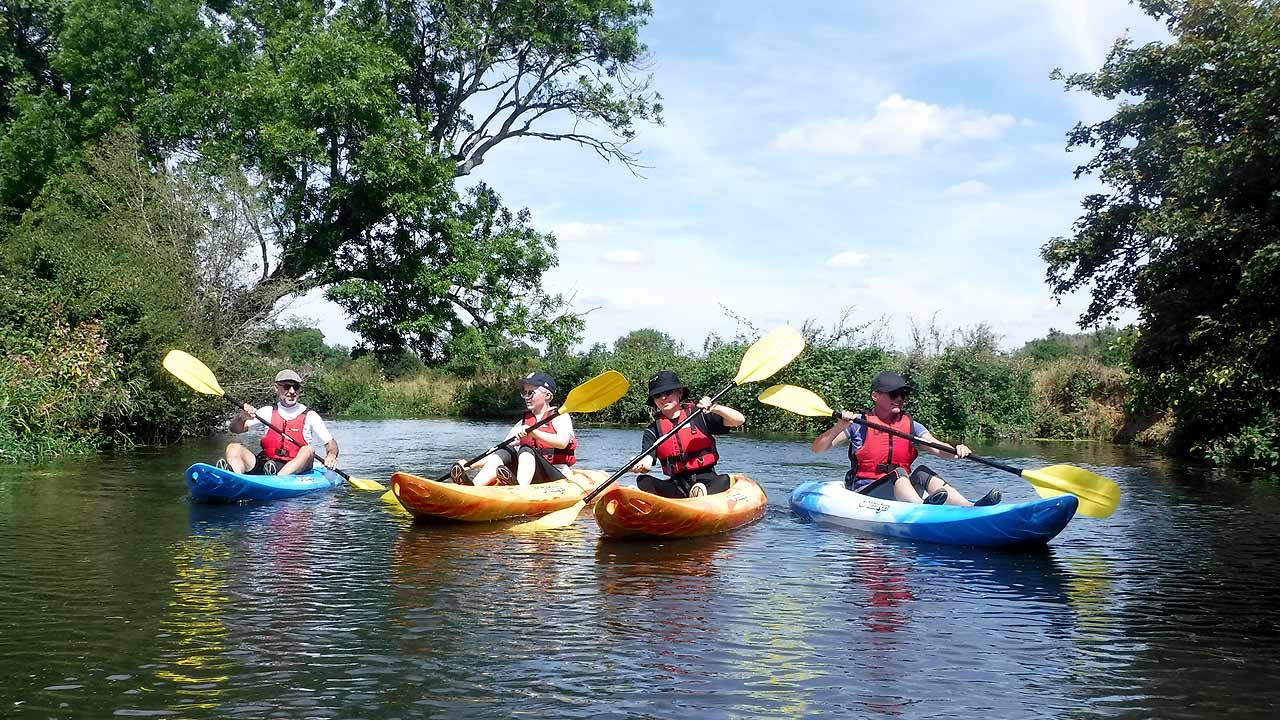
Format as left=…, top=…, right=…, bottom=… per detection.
left=1044, top=0, right=1280, bottom=459
left=1, top=0, right=661, bottom=359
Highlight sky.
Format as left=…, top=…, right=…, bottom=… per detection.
left=285, top=0, right=1170, bottom=354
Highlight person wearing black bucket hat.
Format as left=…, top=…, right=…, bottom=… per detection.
left=629, top=370, right=746, bottom=498
left=220, top=369, right=340, bottom=476
left=452, top=371, right=577, bottom=486
left=810, top=371, right=1001, bottom=507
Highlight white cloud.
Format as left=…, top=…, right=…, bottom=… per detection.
left=943, top=180, right=992, bottom=197
left=773, top=94, right=1016, bottom=156
left=826, top=251, right=869, bottom=268
left=602, top=249, right=646, bottom=265
left=551, top=221, right=612, bottom=244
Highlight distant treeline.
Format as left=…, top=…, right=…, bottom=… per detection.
left=281, top=322, right=1144, bottom=450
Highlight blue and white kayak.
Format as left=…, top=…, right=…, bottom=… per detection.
left=184, top=462, right=342, bottom=502
left=790, top=480, right=1078, bottom=547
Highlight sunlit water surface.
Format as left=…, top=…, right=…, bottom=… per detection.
left=2, top=419, right=1278, bottom=718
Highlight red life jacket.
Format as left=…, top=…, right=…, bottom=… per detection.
left=519, top=409, right=576, bottom=466
left=851, top=412, right=919, bottom=479
left=261, top=405, right=308, bottom=461
left=654, top=403, right=720, bottom=476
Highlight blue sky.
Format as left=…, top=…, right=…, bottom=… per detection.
left=288, top=0, right=1168, bottom=353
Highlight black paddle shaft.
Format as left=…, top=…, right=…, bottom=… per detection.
left=581, top=379, right=738, bottom=505
left=439, top=409, right=563, bottom=482
left=845, top=414, right=1026, bottom=477
left=221, top=392, right=352, bottom=482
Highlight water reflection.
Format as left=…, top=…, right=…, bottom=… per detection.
left=152, top=529, right=232, bottom=713
left=3, top=425, right=1280, bottom=718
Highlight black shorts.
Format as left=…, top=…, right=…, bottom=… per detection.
left=636, top=468, right=731, bottom=498
left=492, top=446, right=568, bottom=484
left=846, top=466, right=940, bottom=499
left=251, top=451, right=311, bottom=476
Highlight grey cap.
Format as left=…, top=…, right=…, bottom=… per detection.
left=274, top=369, right=303, bottom=385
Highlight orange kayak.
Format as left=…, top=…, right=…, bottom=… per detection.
left=592, top=475, right=767, bottom=539
left=389, top=469, right=607, bottom=522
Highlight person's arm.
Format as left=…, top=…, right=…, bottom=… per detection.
left=229, top=404, right=264, bottom=434
left=631, top=425, right=658, bottom=473
left=696, top=396, right=744, bottom=428
left=528, top=414, right=574, bottom=449
left=322, top=437, right=340, bottom=470
left=917, top=422, right=971, bottom=459
left=812, top=411, right=858, bottom=453
left=307, top=412, right=340, bottom=470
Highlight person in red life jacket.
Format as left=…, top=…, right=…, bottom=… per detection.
left=811, top=371, right=1000, bottom=506
left=219, top=369, right=340, bottom=476
left=453, top=372, right=577, bottom=486
left=629, top=370, right=745, bottom=498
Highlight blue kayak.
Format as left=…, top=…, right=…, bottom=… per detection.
left=184, top=462, right=341, bottom=502
left=790, top=480, right=1078, bottom=547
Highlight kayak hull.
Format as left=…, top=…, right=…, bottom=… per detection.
left=389, top=469, right=608, bottom=522
left=593, top=475, right=767, bottom=539
left=185, top=462, right=341, bottom=502
left=790, top=480, right=1077, bottom=547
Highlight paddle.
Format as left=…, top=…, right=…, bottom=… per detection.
left=442, top=369, right=630, bottom=483
left=510, top=325, right=806, bottom=532
left=378, top=368, right=631, bottom=506
left=162, top=350, right=385, bottom=491
left=757, top=384, right=1122, bottom=518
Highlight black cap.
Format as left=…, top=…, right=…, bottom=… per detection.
left=646, top=370, right=688, bottom=406
left=521, top=371, right=556, bottom=395
left=871, top=371, right=912, bottom=393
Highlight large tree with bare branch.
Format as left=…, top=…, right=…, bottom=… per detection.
left=1, top=0, right=662, bottom=361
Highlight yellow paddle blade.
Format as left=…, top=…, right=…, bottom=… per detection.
left=380, top=489, right=411, bottom=515
left=559, top=370, right=629, bottom=414
left=757, top=384, right=835, bottom=417
left=162, top=350, right=225, bottom=396
left=1023, top=464, right=1121, bottom=519
left=510, top=500, right=585, bottom=532
left=346, top=475, right=386, bottom=491
left=733, top=325, right=805, bottom=385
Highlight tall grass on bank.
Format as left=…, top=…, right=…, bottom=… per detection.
left=1031, top=357, right=1127, bottom=441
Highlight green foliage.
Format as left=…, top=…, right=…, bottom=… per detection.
left=1200, top=410, right=1280, bottom=468
left=1017, top=326, right=1134, bottom=366
left=304, top=356, right=385, bottom=416
left=1031, top=357, right=1128, bottom=440
left=2, top=0, right=657, bottom=374
left=0, top=129, right=213, bottom=448
left=1047, top=0, right=1280, bottom=460
left=910, top=343, right=1035, bottom=442
left=260, top=325, right=348, bottom=368
left=0, top=320, right=136, bottom=461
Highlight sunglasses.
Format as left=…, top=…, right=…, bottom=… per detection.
left=520, top=390, right=539, bottom=399
left=277, top=383, right=301, bottom=392
left=883, top=389, right=909, bottom=400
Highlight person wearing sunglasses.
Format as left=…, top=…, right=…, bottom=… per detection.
left=629, top=370, right=745, bottom=498
left=218, top=369, right=340, bottom=476
left=453, top=372, right=577, bottom=486
left=811, top=371, right=1000, bottom=506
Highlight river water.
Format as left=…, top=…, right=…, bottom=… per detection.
left=1, top=418, right=1278, bottom=719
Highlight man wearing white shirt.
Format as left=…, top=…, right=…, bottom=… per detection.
left=219, top=369, right=340, bottom=475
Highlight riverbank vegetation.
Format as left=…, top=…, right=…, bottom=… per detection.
left=2, top=0, right=1277, bottom=468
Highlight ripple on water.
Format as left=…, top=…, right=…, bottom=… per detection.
left=2, top=428, right=1280, bottom=718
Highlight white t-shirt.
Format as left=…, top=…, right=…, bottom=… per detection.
left=241, top=402, right=333, bottom=448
